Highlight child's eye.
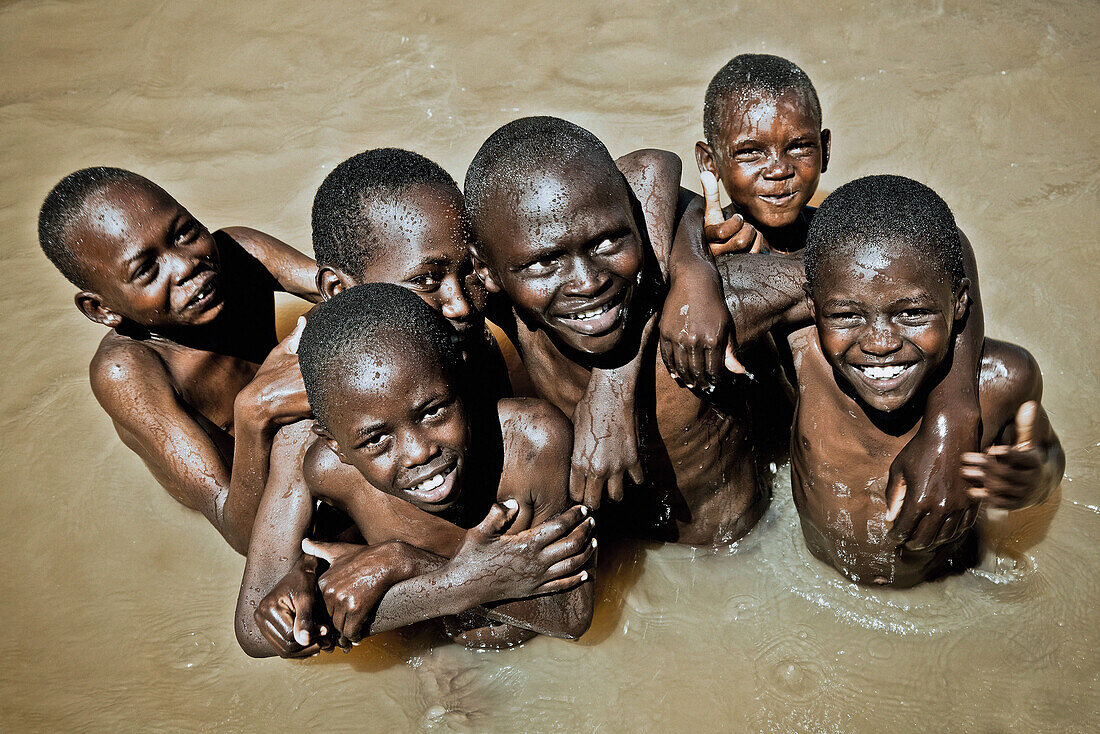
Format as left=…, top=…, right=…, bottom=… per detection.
left=409, top=273, right=442, bottom=291
left=733, top=148, right=762, bottom=162
left=522, top=256, right=560, bottom=275
left=132, top=260, right=158, bottom=282
left=826, top=311, right=862, bottom=325
left=176, top=220, right=199, bottom=243
left=422, top=401, right=452, bottom=422
left=359, top=433, right=391, bottom=451
left=897, top=309, right=935, bottom=324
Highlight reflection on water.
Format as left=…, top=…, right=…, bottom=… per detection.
left=1, top=1, right=1097, bottom=731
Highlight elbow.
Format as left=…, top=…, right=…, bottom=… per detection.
left=234, top=611, right=276, bottom=658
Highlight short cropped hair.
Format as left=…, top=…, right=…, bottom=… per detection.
left=464, top=116, right=619, bottom=238
left=298, top=282, right=462, bottom=430
left=703, top=54, right=822, bottom=150
left=38, top=166, right=150, bottom=289
left=804, top=174, right=964, bottom=292
left=311, top=148, right=462, bottom=277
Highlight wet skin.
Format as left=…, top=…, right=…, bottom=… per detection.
left=471, top=156, right=768, bottom=545
left=236, top=346, right=594, bottom=656
left=789, top=244, right=1062, bottom=586
left=316, top=183, right=487, bottom=339
left=689, top=86, right=987, bottom=551
left=696, top=89, right=830, bottom=254
left=74, top=179, right=318, bottom=553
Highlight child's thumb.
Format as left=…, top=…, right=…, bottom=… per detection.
left=302, top=538, right=351, bottom=564
left=286, top=316, right=306, bottom=354
left=724, top=342, right=746, bottom=374
left=1015, top=400, right=1038, bottom=449
left=884, top=473, right=907, bottom=523
left=700, top=170, right=725, bottom=228
left=476, top=499, right=519, bottom=536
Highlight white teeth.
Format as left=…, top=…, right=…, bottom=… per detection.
left=566, top=303, right=611, bottom=321
left=858, top=364, right=907, bottom=380
left=414, top=473, right=445, bottom=492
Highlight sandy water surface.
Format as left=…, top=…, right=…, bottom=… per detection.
left=1, top=1, right=1097, bottom=731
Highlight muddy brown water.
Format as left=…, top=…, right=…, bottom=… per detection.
left=1, top=2, right=1097, bottom=731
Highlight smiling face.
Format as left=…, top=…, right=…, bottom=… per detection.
left=472, top=160, right=644, bottom=355
left=72, top=182, right=223, bottom=328
left=811, top=241, right=968, bottom=413
left=322, top=346, right=469, bottom=513
left=700, top=90, right=829, bottom=232
left=345, top=183, right=486, bottom=339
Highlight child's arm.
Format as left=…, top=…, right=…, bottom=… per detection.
left=304, top=502, right=594, bottom=642
left=219, top=227, right=322, bottom=302
left=961, top=400, right=1064, bottom=511
left=566, top=149, right=682, bottom=508
left=91, top=321, right=311, bottom=555
left=235, top=421, right=331, bottom=658
left=884, top=232, right=984, bottom=551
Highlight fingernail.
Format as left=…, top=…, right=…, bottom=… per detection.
left=503, top=498, right=518, bottom=510
left=579, top=505, right=588, bottom=516
left=295, top=630, right=309, bottom=645
left=588, top=517, right=596, bottom=526
left=592, top=538, right=598, bottom=548
left=318, top=625, right=327, bottom=636
left=580, top=571, right=589, bottom=581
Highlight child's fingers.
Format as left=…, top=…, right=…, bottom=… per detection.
left=533, top=569, right=589, bottom=596
left=748, top=228, right=767, bottom=254
left=932, top=513, right=963, bottom=548
left=659, top=334, right=680, bottom=381
left=704, top=341, right=724, bottom=385
left=529, top=505, right=589, bottom=546
left=584, top=472, right=605, bottom=510
left=700, top=170, right=724, bottom=227
left=542, top=517, right=596, bottom=565
left=902, top=511, right=940, bottom=551
left=544, top=538, right=597, bottom=579
left=606, top=472, right=624, bottom=503
left=292, top=596, right=316, bottom=647
left=568, top=464, right=587, bottom=505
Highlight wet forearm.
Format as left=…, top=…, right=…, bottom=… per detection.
left=481, top=582, right=593, bottom=639
left=222, top=400, right=279, bottom=554
left=716, top=252, right=812, bottom=345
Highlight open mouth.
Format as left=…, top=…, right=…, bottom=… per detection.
left=402, top=461, right=459, bottom=505
left=851, top=362, right=916, bottom=391
left=555, top=291, right=626, bottom=337
left=183, top=273, right=219, bottom=312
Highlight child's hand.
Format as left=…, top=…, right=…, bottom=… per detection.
left=253, top=553, right=336, bottom=658
left=450, top=500, right=596, bottom=604
left=961, top=401, right=1054, bottom=511
left=570, top=374, right=644, bottom=509
left=659, top=261, right=744, bottom=390
left=239, top=316, right=312, bottom=428
left=700, top=171, right=767, bottom=257
left=302, top=539, right=431, bottom=644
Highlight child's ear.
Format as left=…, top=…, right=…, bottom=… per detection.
left=953, top=277, right=971, bottom=321
left=468, top=246, right=502, bottom=293
left=316, top=266, right=353, bottom=301
left=311, top=423, right=351, bottom=465
left=75, top=291, right=123, bottom=328
left=820, top=129, right=832, bottom=174
left=695, top=141, right=719, bottom=178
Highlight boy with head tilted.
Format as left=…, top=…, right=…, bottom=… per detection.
left=38, top=167, right=319, bottom=552
left=241, top=283, right=594, bottom=655
left=788, top=175, right=1062, bottom=586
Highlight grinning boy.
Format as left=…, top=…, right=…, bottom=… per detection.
left=789, top=175, right=1063, bottom=586
left=243, top=284, right=594, bottom=655
left=37, top=167, right=320, bottom=553
left=668, top=55, right=990, bottom=551
left=237, top=147, right=657, bottom=656
left=462, top=116, right=809, bottom=546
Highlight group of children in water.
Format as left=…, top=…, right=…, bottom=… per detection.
left=38, top=54, right=1064, bottom=658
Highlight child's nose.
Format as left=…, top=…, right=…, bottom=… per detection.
left=563, top=257, right=608, bottom=296
left=761, top=153, right=795, bottom=179
left=440, top=277, right=471, bottom=321
left=401, top=430, right=437, bottom=467
left=860, top=323, right=903, bottom=355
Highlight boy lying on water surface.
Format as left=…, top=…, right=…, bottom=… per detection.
left=37, top=167, right=319, bottom=553
left=242, top=284, right=595, bottom=655
left=237, top=147, right=673, bottom=656
left=669, top=54, right=989, bottom=553
left=788, top=175, right=1063, bottom=586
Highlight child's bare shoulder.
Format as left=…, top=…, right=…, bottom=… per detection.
left=88, top=331, right=174, bottom=408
